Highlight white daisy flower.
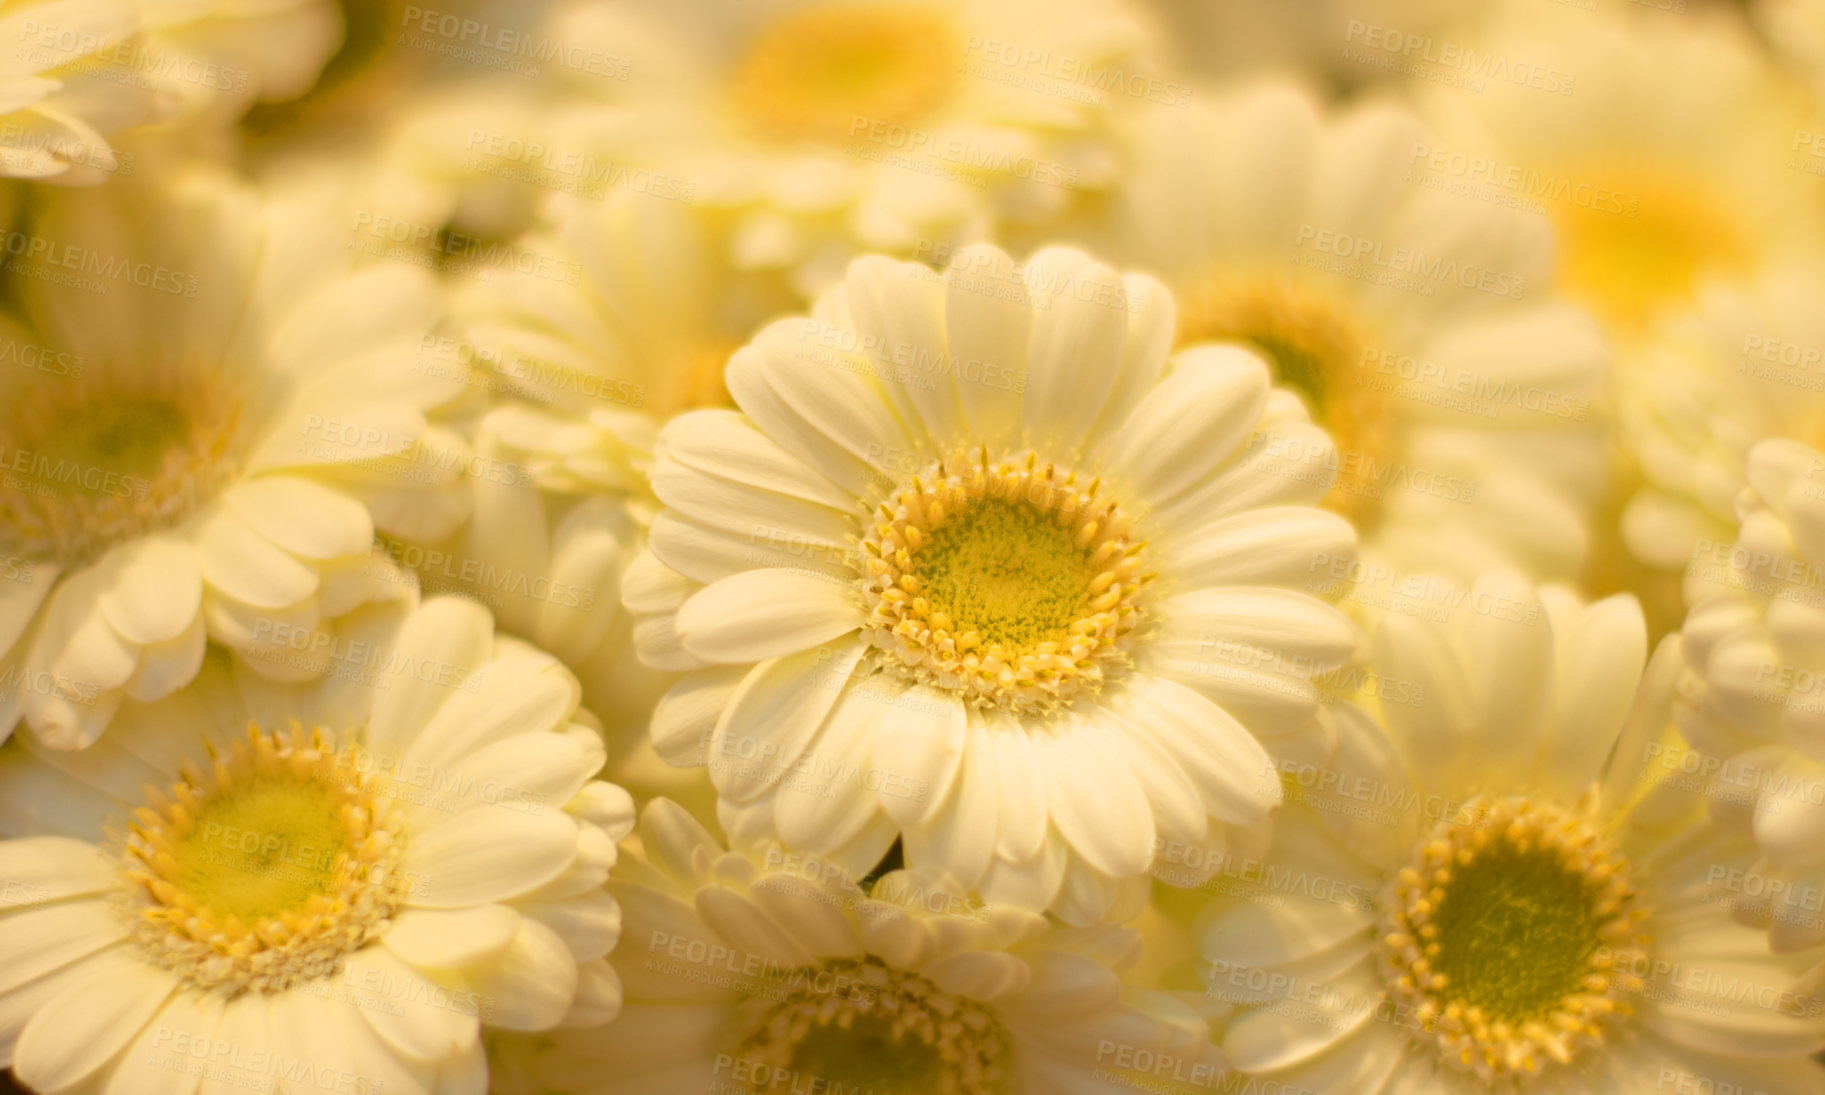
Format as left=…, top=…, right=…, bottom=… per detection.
left=538, top=0, right=1160, bottom=292
left=1104, top=83, right=1607, bottom=583
left=379, top=402, right=682, bottom=778
left=1415, top=2, right=1821, bottom=337
left=1402, top=3, right=1822, bottom=629
left=506, top=797, right=1223, bottom=1095
left=1614, top=267, right=1825, bottom=578
left=0, top=596, right=637, bottom=1094
left=0, top=169, right=466, bottom=749
left=625, top=244, right=1359, bottom=924
left=0, top=0, right=156, bottom=182
left=1199, top=578, right=1825, bottom=1091
left=259, top=79, right=595, bottom=292
left=1675, top=438, right=1825, bottom=957
left=457, top=188, right=801, bottom=422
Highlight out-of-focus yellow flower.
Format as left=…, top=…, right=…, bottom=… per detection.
left=1103, top=83, right=1608, bottom=589
left=534, top=0, right=1164, bottom=293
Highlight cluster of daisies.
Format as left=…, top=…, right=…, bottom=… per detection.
left=4, top=0, right=1825, bottom=1092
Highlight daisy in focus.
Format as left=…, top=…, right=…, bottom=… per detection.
left=625, top=243, right=1360, bottom=924
left=501, top=797, right=1223, bottom=1095
left=1198, top=576, right=1825, bottom=1092
left=538, top=0, right=1162, bottom=292
left=0, top=170, right=466, bottom=749
left=1105, top=83, right=1607, bottom=584
left=0, top=596, right=637, bottom=1094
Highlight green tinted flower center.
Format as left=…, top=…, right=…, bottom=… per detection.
left=169, top=777, right=351, bottom=923
left=1380, top=796, right=1647, bottom=1083
left=122, top=725, right=404, bottom=994
left=0, top=371, right=247, bottom=565
left=727, top=958, right=1016, bottom=1095
left=1428, top=843, right=1606, bottom=1022
left=861, top=450, right=1149, bottom=713
left=917, top=497, right=1095, bottom=649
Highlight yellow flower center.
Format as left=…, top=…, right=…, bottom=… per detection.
left=861, top=450, right=1149, bottom=714
left=1176, top=275, right=1394, bottom=532
left=726, top=958, right=1016, bottom=1095
left=120, top=724, right=405, bottom=994
left=1552, top=166, right=1750, bottom=329
left=1379, top=796, right=1648, bottom=1082
left=0, top=367, right=248, bottom=565
left=730, top=4, right=961, bottom=143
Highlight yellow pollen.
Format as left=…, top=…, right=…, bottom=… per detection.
left=730, top=4, right=960, bottom=143
left=1175, top=275, right=1393, bottom=531
left=1551, top=165, right=1750, bottom=328
left=117, top=723, right=405, bottom=995
left=727, top=958, right=1016, bottom=1095
left=0, top=367, right=248, bottom=565
left=859, top=450, right=1149, bottom=714
left=1378, top=795, right=1648, bottom=1083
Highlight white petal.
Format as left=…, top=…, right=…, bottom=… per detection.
left=400, top=652, right=580, bottom=778
left=1041, top=718, right=1155, bottom=880
left=342, top=947, right=473, bottom=1062
left=905, top=722, right=1001, bottom=890
left=709, top=641, right=865, bottom=803
left=95, top=537, right=202, bottom=646
left=367, top=598, right=494, bottom=756
left=944, top=244, right=1030, bottom=449
left=1021, top=249, right=1128, bottom=449
left=384, top=905, right=521, bottom=969
left=194, top=508, right=318, bottom=609
left=0, top=836, right=116, bottom=907
left=402, top=809, right=580, bottom=907
left=661, top=410, right=856, bottom=509
left=1162, top=507, right=1357, bottom=590
left=15, top=958, right=176, bottom=1091
left=460, top=918, right=578, bottom=1032
left=843, top=254, right=967, bottom=449
left=1109, top=676, right=1281, bottom=825
left=1103, top=345, right=1270, bottom=505
left=869, top=684, right=966, bottom=827
left=677, top=568, right=863, bottom=664
left=222, top=476, right=373, bottom=560
left=0, top=902, right=126, bottom=994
